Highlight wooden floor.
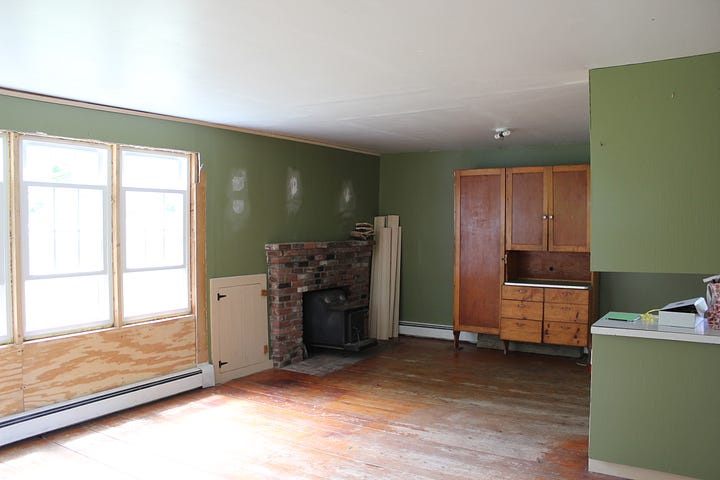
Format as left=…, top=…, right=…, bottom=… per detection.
left=0, top=337, right=619, bottom=479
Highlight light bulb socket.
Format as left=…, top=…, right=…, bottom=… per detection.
left=493, top=128, right=511, bottom=140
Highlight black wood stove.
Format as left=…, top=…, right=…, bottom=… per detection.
left=303, top=288, right=376, bottom=352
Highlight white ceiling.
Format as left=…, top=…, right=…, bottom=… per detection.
left=1, top=1, right=719, bottom=155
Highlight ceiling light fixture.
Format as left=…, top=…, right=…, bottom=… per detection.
left=494, top=128, right=512, bottom=140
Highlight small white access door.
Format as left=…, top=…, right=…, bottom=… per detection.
left=210, top=274, right=273, bottom=384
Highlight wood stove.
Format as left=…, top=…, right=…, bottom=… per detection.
left=303, top=288, right=376, bottom=352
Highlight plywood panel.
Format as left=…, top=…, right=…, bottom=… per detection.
left=0, top=345, right=23, bottom=416
left=119, top=317, right=197, bottom=385
left=23, top=318, right=196, bottom=410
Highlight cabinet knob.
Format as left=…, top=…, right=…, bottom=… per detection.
left=548, top=214, right=554, bottom=220
left=542, top=214, right=548, bottom=219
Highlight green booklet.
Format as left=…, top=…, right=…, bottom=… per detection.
left=605, top=312, right=640, bottom=321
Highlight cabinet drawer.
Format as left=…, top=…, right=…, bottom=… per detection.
left=500, top=318, right=542, bottom=343
left=543, top=303, right=589, bottom=323
left=501, top=300, right=543, bottom=320
left=543, top=321, right=588, bottom=346
left=544, top=288, right=589, bottom=305
left=502, top=285, right=544, bottom=302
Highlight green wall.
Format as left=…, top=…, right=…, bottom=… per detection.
left=379, top=144, right=712, bottom=327
left=379, top=52, right=719, bottom=327
left=379, top=145, right=589, bottom=326
left=598, top=272, right=707, bottom=314
left=590, top=52, right=720, bottom=274
left=0, top=94, right=379, bottom=279
left=590, top=334, right=720, bottom=478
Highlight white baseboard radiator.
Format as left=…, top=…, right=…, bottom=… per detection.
left=0, top=363, right=215, bottom=447
left=399, top=321, right=478, bottom=343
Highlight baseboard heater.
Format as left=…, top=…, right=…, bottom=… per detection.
left=398, top=321, right=478, bottom=343
left=0, top=364, right=214, bottom=447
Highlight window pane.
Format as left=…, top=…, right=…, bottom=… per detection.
left=21, top=136, right=111, bottom=338
left=123, top=268, right=189, bottom=320
left=122, top=150, right=187, bottom=190
left=0, top=134, right=9, bottom=342
left=24, top=275, right=111, bottom=337
left=22, top=139, right=108, bottom=185
left=27, top=186, right=105, bottom=275
left=124, top=191, right=184, bottom=269
left=121, top=148, right=190, bottom=322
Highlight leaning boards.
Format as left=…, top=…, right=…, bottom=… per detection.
left=369, top=215, right=401, bottom=340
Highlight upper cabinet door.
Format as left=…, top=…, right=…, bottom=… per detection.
left=506, top=167, right=549, bottom=251
left=549, top=165, right=590, bottom=252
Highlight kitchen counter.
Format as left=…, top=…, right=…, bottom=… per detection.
left=591, top=314, right=720, bottom=345
left=588, top=312, right=720, bottom=480
left=504, top=280, right=591, bottom=290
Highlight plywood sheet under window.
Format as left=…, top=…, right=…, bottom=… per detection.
left=0, top=345, right=23, bottom=416
left=23, top=317, right=196, bottom=410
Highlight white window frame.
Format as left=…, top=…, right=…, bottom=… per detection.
left=18, top=135, right=113, bottom=339
left=0, top=132, right=11, bottom=344
left=0, top=132, right=199, bottom=341
left=119, top=147, right=192, bottom=323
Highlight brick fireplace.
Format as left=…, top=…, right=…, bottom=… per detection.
left=265, top=240, right=373, bottom=367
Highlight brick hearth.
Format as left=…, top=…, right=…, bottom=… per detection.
left=265, top=241, right=373, bottom=367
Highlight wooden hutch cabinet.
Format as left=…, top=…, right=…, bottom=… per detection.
left=453, top=164, right=597, bottom=352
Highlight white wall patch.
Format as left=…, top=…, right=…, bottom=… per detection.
left=286, top=167, right=302, bottom=214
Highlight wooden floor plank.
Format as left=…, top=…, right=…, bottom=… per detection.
left=0, top=336, right=619, bottom=479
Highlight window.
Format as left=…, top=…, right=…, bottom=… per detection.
left=20, top=137, right=112, bottom=338
left=0, top=132, right=197, bottom=342
left=121, top=148, right=191, bottom=322
left=0, top=133, right=10, bottom=343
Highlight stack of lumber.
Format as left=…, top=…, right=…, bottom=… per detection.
left=369, top=215, right=401, bottom=340
left=350, top=222, right=374, bottom=240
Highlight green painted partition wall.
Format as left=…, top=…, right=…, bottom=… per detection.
left=0, top=94, right=379, bottom=279
left=590, top=334, right=720, bottom=479
left=379, top=145, right=589, bottom=326
left=590, top=52, right=720, bottom=274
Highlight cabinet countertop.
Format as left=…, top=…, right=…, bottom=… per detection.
left=591, top=314, right=720, bottom=345
left=504, top=280, right=591, bottom=290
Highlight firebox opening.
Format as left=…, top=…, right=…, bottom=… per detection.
left=303, top=287, right=376, bottom=354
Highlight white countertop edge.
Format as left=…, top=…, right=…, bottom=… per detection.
left=588, top=458, right=697, bottom=480
left=591, top=324, right=720, bottom=345
left=504, top=281, right=590, bottom=290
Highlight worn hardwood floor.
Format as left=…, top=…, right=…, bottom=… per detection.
left=0, top=337, right=618, bottom=479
